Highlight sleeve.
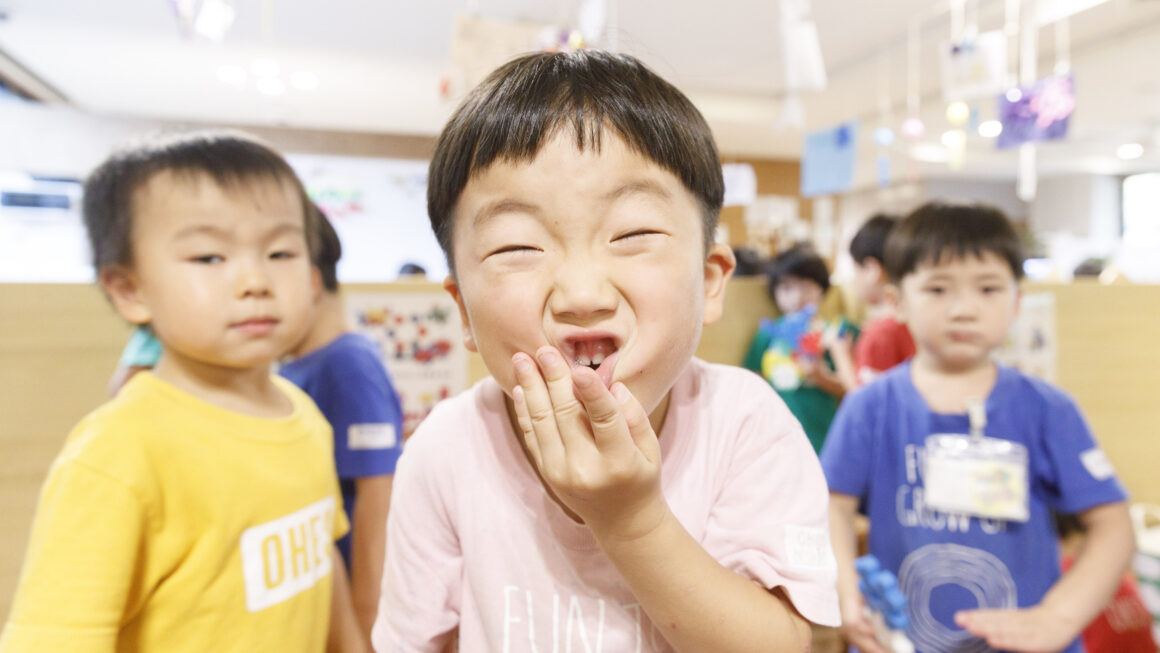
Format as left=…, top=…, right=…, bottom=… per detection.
left=116, top=326, right=162, bottom=368
left=818, top=389, right=875, bottom=499
left=699, top=389, right=841, bottom=627
left=0, top=461, right=147, bottom=652
left=1032, top=386, right=1128, bottom=514
left=317, top=347, right=404, bottom=480
left=370, top=429, right=462, bottom=653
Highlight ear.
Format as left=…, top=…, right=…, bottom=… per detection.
left=442, top=274, right=478, bottom=353
left=702, top=243, right=737, bottom=326
left=310, top=267, right=323, bottom=303
left=99, top=265, right=152, bottom=325
left=1010, top=283, right=1023, bottom=322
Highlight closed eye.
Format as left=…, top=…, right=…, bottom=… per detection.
left=613, top=229, right=664, bottom=242
left=190, top=254, right=224, bottom=264
left=486, top=244, right=540, bottom=258
left=269, top=250, right=299, bottom=260
left=923, top=286, right=946, bottom=295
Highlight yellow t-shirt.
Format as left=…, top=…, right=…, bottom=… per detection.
left=0, top=373, right=349, bottom=653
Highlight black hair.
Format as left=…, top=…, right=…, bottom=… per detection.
left=427, top=50, right=723, bottom=273
left=884, top=202, right=1025, bottom=283
left=313, top=205, right=341, bottom=293
left=849, top=213, right=900, bottom=265
left=731, top=247, right=767, bottom=277
left=765, top=243, right=831, bottom=299
left=82, top=129, right=316, bottom=272
left=397, top=262, right=427, bottom=277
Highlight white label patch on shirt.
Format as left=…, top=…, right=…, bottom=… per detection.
left=348, top=423, right=397, bottom=450
left=784, top=524, right=837, bottom=571
left=1080, top=448, right=1115, bottom=480
left=239, top=496, right=335, bottom=613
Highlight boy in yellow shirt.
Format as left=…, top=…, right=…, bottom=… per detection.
left=1, top=130, right=363, bottom=652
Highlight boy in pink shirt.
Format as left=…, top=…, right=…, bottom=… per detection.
left=372, top=51, right=840, bottom=652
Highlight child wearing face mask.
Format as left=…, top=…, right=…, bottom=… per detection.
left=371, top=50, right=841, bottom=652
left=743, top=244, right=852, bottom=453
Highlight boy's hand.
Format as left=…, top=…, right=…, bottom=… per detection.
left=511, top=346, right=667, bottom=542
left=955, top=604, right=1079, bottom=652
left=838, top=594, right=889, bottom=653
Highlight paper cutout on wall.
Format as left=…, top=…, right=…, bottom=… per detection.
left=345, top=291, right=468, bottom=436
left=997, top=76, right=1075, bottom=150
left=940, top=30, right=1008, bottom=101
left=801, top=121, right=859, bottom=198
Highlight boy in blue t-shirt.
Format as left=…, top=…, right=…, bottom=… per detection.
left=821, top=202, right=1135, bottom=653
left=280, top=208, right=404, bottom=640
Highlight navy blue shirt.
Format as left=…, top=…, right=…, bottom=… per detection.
left=281, top=333, right=404, bottom=564
left=821, top=362, right=1127, bottom=653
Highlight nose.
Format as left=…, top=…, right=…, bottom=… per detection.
left=547, top=258, right=617, bottom=323
left=947, top=289, right=977, bottom=319
left=235, top=255, right=273, bottom=299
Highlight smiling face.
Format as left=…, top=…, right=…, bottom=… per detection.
left=102, top=171, right=319, bottom=383
left=444, top=131, right=734, bottom=423
left=897, top=251, right=1020, bottom=373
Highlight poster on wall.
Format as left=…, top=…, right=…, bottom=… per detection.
left=993, top=292, right=1057, bottom=382
left=345, top=291, right=468, bottom=436
left=800, top=120, right=858, bottom=198
left=997, top=75, right=1075, bottom=150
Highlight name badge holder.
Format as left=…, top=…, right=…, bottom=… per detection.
left=922, top=399, right=1030, bottom=522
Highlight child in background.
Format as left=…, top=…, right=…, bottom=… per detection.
left=280, top=207, right=404, bottom=642
left=828, top=213, right=915, bottom=391
left=372, top=50, right=840, bottom=652
left=0, top=131, right=363, bottom=652
left=106, top=323, right=162, bottom=395
left=743, top=244, right=851, bottom=453
left=822, top=202, right=1135, bottom=653
left=1055, top=512, right=1157, bottom=652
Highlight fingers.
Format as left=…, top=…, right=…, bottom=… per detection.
left=512, top=352, right=564, bottom=470
left=532, top=346, right=592, bottom=453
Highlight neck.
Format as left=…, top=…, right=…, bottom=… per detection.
left=909, top=352, right=998, bottom=414
left=864, top=301, right=897, bottom=321
left=150, top=355, right=290, bottom=418
left=290, top=292, right=348, bottom=357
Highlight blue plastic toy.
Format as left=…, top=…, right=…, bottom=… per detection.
left=856, top=554, right=915, bottom=653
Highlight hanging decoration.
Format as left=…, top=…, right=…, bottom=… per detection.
left=776, top=0, right=827, bottom=130
left=169, top=0, right=236, bottom=41
left=997, top=75, right=1075, bottom=149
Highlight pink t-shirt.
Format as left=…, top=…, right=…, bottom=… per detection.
left=372, top=358, right=840, bottom=652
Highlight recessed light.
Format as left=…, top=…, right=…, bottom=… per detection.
left=256, top=77, right=286, bottom=96
left=251, top=59, right=280, bottom=78
left=289, top=71, right=318, bottom=91
left=217, top=64, right=246, bottom=86
left=1117, top=143, right=1144, bottom=160
left=978, top=120, right=1003, bottom=138
left=1005, top=88, right=1023, bottom=103
left=910, top=143, right=950, bottom=163
left=941, top=130, right=966, bottom=148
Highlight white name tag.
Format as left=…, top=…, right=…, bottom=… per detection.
left=348, top=423, right=397, bottom=450
left=239, top=496, right=335, bottom=612
left=923, top=434, right=1030, bottom=522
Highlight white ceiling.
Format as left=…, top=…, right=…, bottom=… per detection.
left=1, top=0, right=1159, bottom=183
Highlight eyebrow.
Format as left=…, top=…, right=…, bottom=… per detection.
left=471, top=179, right=674, bottom=228
left=172, top=222, right=305, bottom=241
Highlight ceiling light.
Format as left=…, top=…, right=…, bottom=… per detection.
left=978, top=120, right=1003, bottom=138
left=289, top=71, right=318, bottom=91
left=1005, top=88, right=1023, bottom=103
left=193, top=0, right=235, bottom=41
left=941, top=130, right=966, bottom=148
left=251, top=59, right=280, bottom=78
left=217, top=64, right=246, bottom=86
left=256, top=77, right=286, bottom=96
left=910, top=143, right=950, bottom=163
left=873, top=127, right=895, bottom=147
left=1117, top=143, right=1144, bottom=160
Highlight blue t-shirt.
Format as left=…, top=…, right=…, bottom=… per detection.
left=280, top=332, right=404, bottom=564
left=820, top=362, right=1127, bottom=653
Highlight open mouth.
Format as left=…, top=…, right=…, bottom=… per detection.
left=562, top=336, right=619, bottom=388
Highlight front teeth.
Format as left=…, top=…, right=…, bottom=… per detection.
left=576, top=354, right=591, bottom=367
left=591, top=351, right=605, bottom=365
